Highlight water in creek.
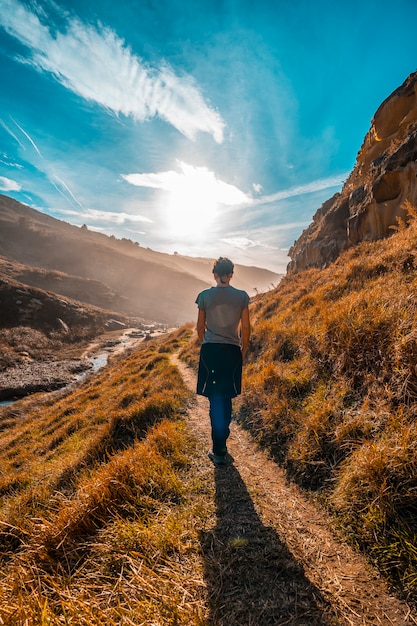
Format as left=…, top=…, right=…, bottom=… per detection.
left=0, top=329, right=149, bottom=407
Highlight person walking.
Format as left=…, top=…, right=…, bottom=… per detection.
left=195, top=257, right=251, bottom=465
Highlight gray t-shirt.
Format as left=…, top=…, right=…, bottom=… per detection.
left=196, top=286, right=249, bottom=346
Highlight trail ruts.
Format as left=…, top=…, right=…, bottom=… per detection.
left=172, top=354, right=416, bottom=626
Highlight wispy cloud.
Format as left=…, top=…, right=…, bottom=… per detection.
left=51, top=175, right=83, bottom=209
left=0, top=118, right=25, bottom=150
left=58, top=207, right=153, bottom=225
left=10, top=116, right=43, bottom=158
left=252, top=172, right=349, bottom=207
left=220, top=236, right=277, bottom=250
left=0, top=0, right=225, bottom=142
left=2, top=115, right=85, bottom=210
left=0, top=153, right=23, bottom=169
left=0, top=176, right=21, bottom=192
left=122, top=161, right=250, bottom=205
left=124, top=163, right=348, bottom=211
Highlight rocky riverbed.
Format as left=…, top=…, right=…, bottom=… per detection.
left=0, top=359, right=90, bottom=401
left=0, top=328, right=157, bottom=403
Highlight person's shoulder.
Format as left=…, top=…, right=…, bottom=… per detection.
left=230, top=286, right=249, bottom=297
left=229, top=286, right=249, bottom=304
left=197, top=287, right=215, bottom=297
left=196, top=286, right=214, bottom=302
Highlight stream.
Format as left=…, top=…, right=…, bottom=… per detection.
left=0, top=328, right=156, bottom=407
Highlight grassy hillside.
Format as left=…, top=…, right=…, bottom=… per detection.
left=227, top=200, right=417, bottom=599
left=5, top=197, right=417, bottom=619
left=0, top=325, right=212, bottom=624
left=179, top=201, right=417, bottom=600
left=0, top=256, right=129, bottom=313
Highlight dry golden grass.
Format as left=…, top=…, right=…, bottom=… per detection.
left=0, top=326, right=213, bottom=624
left=178, top=331, right=200, bottom=371
left=6, top=199, right=417, bottom=618
left=231, top=201, right=417, bottom=600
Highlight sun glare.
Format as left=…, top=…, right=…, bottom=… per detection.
left=123, top=161, right=250, bottom=242
left=163, top=162, right=248, bottom=240
left=164, top=165, right=218, bottom=239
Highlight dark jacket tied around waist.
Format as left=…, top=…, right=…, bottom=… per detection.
left=197, top=343, right=243, bottom=398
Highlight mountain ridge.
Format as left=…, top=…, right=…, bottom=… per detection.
left=0, top=194, right=281, bottom=325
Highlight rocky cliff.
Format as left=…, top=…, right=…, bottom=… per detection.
left=288, top=71, right=417, bottom=273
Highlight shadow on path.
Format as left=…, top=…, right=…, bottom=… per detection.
left=200, top=461, right=336, bottom=625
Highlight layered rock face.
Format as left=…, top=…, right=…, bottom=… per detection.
left=288, top=71, right=417, bottom=273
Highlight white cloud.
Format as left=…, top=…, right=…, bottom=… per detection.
left=0, top=0, right=225, bottom=142
left=0, top=176, right=21, bottom=191
left=58, top=207, right=153, bottom=225
left=252, top=183, right=263, bottom=194
left=253, top=172, right=349, bottom=207
left=0, top=118, right=25, bottom=150
left=0, top=157, right=23, bottom=169
left=221, top=237, right=260, bottom=249
left=50, top=175, right=84, bottom=209
left=2, top=116, right=86, bottom=210
left=220, top=236, right=277, bottom=250
left=122, top=161, right=250, bottom=206
left=10, top=117, right=43, bottom=157
left=87, top=209, right=153, bottom=224
left=123, top=165, right=348, bottom=214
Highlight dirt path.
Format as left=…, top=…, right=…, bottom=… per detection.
left=172, top=355, right=416, bottom=625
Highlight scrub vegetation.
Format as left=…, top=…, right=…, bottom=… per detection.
left=233, top=200, right=417, bottom=600
left=0, top=325, right=212, bottom=624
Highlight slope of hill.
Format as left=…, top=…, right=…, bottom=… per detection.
left=0, top=328, right=198, bottom=623
left=221, top=201, right=417, bottom=600
left=0, top=195, right=281, bottom=324
left=0, top=327, right=413, bottom=623
left=288, top=70, right=417, bottom=273
left=0, top=256, right=129, bottom=313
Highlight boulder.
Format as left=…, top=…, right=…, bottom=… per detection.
left=105, top=318, right=126, bottom=330
left=56, top=318, right=70, bottom=333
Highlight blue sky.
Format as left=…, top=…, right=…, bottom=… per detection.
left=0, top=0, right=416, bottom=273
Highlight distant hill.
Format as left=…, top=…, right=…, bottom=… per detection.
left=0, top=195, right=281, bottom=324
left=0, top=270, right=124, bottom=339
left=288, top=70, right=417, bottom=273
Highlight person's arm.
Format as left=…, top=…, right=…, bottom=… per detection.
left=197, top=308, right=206, bottom=344
left=240, top=306, right=251, bottom=360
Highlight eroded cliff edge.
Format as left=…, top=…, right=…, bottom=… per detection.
left=288, top=71, right=417, bottom=273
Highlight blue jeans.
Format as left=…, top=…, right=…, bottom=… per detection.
left=209, top=393, right=232, bottom=457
